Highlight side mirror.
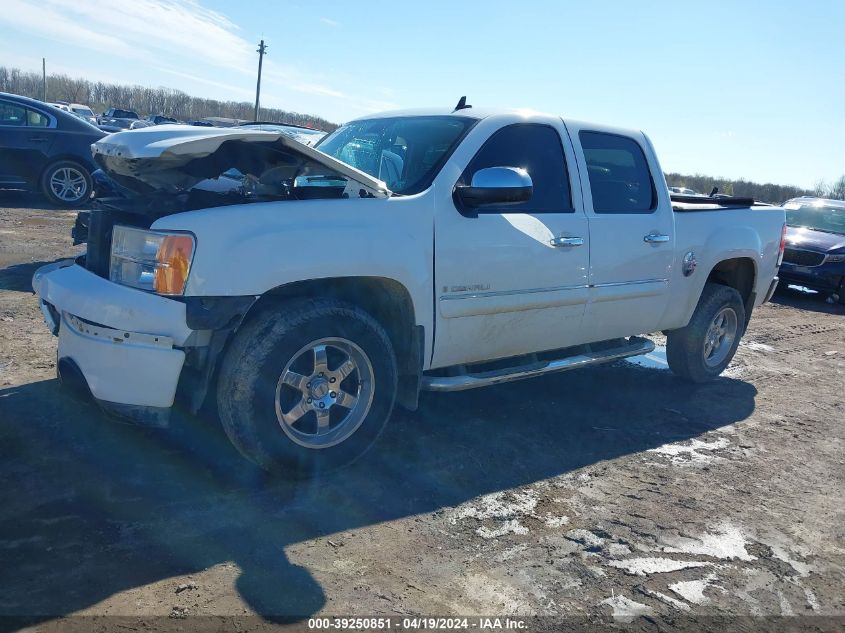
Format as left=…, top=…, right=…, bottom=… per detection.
left=454, top=166, right=533, bottom=209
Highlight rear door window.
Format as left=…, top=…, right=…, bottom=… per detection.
left=580, top=131, right=655, bottom=213
left=462, top=124, right=573, bottom=213
left=27, top=109, right=50, bottom=127
left=0, top=101, right=27, bottom=126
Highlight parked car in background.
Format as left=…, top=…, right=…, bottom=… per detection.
left=98, top=118, right=152, bottom=133
left=779, top=197, right=845, bottom=304
left=0, top=91, right=104, bottom=206
left=669, top=186, right=702, bottom=196
left=238, top=121, right=326, bottom=146
left=68, top=104, right=98, bottom=125
left=146, top=114, right=178, bottom=125
left=99, top=108, right=138, bottom=122
left=98, top=108, right=140, bottom=133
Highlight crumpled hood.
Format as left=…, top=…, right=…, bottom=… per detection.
left=91, top=125, right=390, bottom=197
left=786, top=226, right=845, bottom=253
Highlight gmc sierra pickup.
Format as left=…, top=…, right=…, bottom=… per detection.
left=32, top=105, right=786, bottom=474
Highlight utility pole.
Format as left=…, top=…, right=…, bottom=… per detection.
left=42, top=58, right=47, bottom=102
left=254, top=39, right=267, bottom=121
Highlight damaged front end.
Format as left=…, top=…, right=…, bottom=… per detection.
left=50, top=126, right=391, bottom=425
left=74, top=125, right=389, bottom=252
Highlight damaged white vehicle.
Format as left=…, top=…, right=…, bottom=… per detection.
left=33, top=110, right=785, bottom=475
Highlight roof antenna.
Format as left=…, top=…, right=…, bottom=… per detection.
left=453, top=96, right=471, bottom=111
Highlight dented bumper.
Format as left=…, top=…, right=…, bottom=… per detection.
left=32, top=261, right=191, bottom=425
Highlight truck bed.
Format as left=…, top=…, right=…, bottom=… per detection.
left=671, top=194, right=763, bottom=211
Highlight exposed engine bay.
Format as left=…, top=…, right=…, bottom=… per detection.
left=74, top=126, right=391, bottom=276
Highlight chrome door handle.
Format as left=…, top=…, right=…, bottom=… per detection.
left=643, top=233, right=670, bottom=243
left=550, top=236, right=584, bottom=248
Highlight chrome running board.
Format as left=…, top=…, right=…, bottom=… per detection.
left=421, top=337, right=655, bottom=392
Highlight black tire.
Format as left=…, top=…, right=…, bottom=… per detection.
left=40, top=160, right=93, bottom=207
left=837, top=279, right=845, bottom=306
left=216, top=297, right=397, bottom=476
left=666, top=283, right=746, bottom=383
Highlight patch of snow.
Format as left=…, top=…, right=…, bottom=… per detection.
left=778, top=590, right=795, bottom=616
left=646, top=589, right=691, bottom=611
left=803, top=588, right=820, bottom=611
left=607, top=557, right=711, bottom=575
left=669, top=573, right=719, bottom=605
left=661, top=522, right=756, bottom=561
left=565, top=528, right=604, bottom=548
left=543, top=514, right=569, bottom=528
left=608, top=543, right=632, bottom=557
left=477, top=519, right=528, bottom=539
left=625, top=346, right=669, bottom=371
left=600, top=595, right=654, bottom=623
left=451, top=490, right=538, bottom=538
left=768, top=542, right=813, bottom=577
left=451, top=490, right=538, bottom=522
left=740, top=341, right=775, bottom=352
left=648, top=437, right=730, bottom=465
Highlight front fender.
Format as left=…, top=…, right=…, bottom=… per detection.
left=151, top=194, right=434, bottom=331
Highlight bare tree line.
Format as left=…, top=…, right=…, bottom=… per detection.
left=0, top=66, right=338, bottom=131
left=3, top=65, right=844, bottom=200
left=665, top=173, right=845, bottom=204
left=811, top=176, right=845, bottom=201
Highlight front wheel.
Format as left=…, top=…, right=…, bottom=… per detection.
left=40, top=160, right=93, bottom=207
left=666, top=283, right=746, bottom=383
left=216, top=298, right=397, bottom=476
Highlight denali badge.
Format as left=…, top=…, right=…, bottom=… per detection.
left=682, top=251, right=697, bottom=277
left=445, top=284, right=491, bottom=293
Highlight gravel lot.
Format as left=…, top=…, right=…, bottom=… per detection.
left=1, top=194, right=843, bottom=631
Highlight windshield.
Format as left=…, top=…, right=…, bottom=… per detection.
left=73, top=106, right=94, bottom=116
left=784, top=201, right=845, bottom=235
left=316, top=116, right=475, bottom=195
left=244, top=124, right=327, bottom=146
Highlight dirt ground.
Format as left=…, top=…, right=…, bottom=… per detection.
left=1, top=193, right=843, bottom=632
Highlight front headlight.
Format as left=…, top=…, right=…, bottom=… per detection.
left=825, top=254, right=845, bottom=264
left=110, top=225, right=195, bottom=295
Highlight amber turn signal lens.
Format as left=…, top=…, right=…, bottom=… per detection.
left=153, top=235, right=194, bottom=295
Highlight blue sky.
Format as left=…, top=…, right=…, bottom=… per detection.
left=1, top=0, right=842, bottom=188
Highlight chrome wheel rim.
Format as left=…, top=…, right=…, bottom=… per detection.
left=703, top=306, right=738, bottom=368
left=274, top=337, right=375, bottom=449
left=49, top=167, right=87, bottom=202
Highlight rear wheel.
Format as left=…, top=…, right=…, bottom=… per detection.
left=40, top=160, right=92, bottom=207
left=667, top=283, right=746, bottom=382
left=837, top=279, right=845, bottom=306
left=216, top=298, right=397, bottom=476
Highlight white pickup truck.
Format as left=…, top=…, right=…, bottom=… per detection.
left=33, top=105, right=786, bottom=474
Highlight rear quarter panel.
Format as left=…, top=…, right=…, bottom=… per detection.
left=661, top=206, right=785, bottom=330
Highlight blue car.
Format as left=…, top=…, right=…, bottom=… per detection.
left=0, top=91, right=105, bottom=206
left=779, top=197, right=845, bottom=304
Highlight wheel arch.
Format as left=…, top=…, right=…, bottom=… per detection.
left=252, top=276, right=423, bottom=410
left=38, top=154, right=96, bottom=182
left=705, top=257, right=757, bottom=325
